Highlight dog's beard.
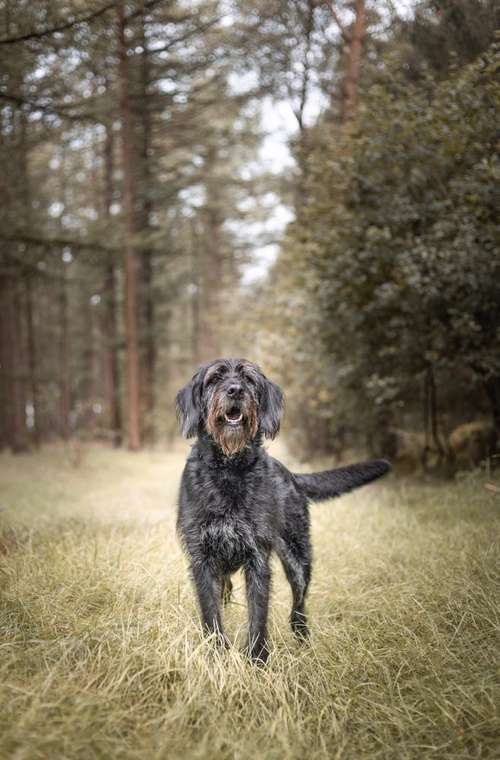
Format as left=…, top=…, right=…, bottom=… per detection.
left=206, top=390, right=258, bottom=457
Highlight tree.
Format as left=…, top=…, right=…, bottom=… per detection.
left=266, top=38, right=500, bottom=460
left=0, top=0, right=271, bottom=449
left=117, top=1, right=141, bottom=451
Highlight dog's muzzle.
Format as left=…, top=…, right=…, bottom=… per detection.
left=206, top=386, right=258, bottom=456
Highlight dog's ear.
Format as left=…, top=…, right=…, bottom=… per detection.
left=259, top=376, right=284, bottom=439
left=176, top=371, right=203, bottom=438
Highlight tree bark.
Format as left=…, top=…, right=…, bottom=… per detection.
left=328, top=0, right=366, bottom=125
left=198, top=210, right=223, bottom=363
left=0, top=274, right=9, bottom=451
left=82, top=285, right=96, bottom=403
left=141, top=248, right=156, bottom=442
left=2, top=274, right=29, bottom=452
left=103, top=259, right=123, bottom=446
left=0, top=275, right=11, bottom=450
left=103, top=114, right=122, bottom=447
left=428, top=365, right=445, bottom=461
left=20, top=110, right=40, bottom=446
left=138, top=10, right=156, bottom=444
left=59, top=260, right=71, bottom=439
left=190, top=218, right=201, bottom=364
left=117, top=1, right=141, bottom=451
left=25, top=274, right=40, bottom=446
left=197, top=148, right=224, bottom=363
left=342, top=0, right=365, bottom=124
left=484, top=376, right=500, bottom=444
left=422, top=364, right=445, bottom=469
left=293, top=1, right=315, bottom=211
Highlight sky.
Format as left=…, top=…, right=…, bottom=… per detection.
left=239, top=94, right=323, bottom=285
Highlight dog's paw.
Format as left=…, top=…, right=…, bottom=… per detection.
left=242, top=638, right=269, bottom=666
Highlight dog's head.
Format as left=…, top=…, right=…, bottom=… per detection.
left=176, top=358, right=284, bottom=456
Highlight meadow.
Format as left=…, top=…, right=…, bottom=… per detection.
left=0, top=443, right=499, bottom=760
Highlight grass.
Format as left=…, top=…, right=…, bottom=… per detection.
left=0, top=442, right=499, bottom=760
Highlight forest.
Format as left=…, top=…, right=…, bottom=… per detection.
left=1, top=5, right=500, bottom=759
left=0, top=0, right=499, bottom=466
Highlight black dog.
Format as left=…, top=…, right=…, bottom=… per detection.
left=176, top=358, right=390, bottom=662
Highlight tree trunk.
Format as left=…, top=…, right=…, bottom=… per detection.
left=198, top=208, right=223, bottom=362
left=428, top=365, right=445, bottom=461
left=19, top=109, right=40, bottom=446
left=102, top=79, right=121, bottom=442
left=338, top=0, right=366, bottom=125
left=484, top=376, right=500, bottom=446
left=0, top=275, right=11, bottom=450
left=103, top=259, right=123, bottom=446
left=0, top=274, right=9, bottom=451
left=25, top=274, right=40, bottom=446
left=138, top=11, right=156, bottom=444
left=117, top=1, right=141, bottom=451
left=197, top=148, right=224, bottom=363
left=422, top=364, right=445, bottom=469
left=82, top=283, right=95, bottom=404
left=141, top=249, right=156, bottom=442
left=102, top=114, right=122, bottom=447
left=190, top=218, right=201, bottom=364
left=293, top=2, right=315, bottom=210
left=2, top=274, right=29, bottom=452
left=59, top=261, right=71, bottom=439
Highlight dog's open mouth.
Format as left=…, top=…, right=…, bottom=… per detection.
left=224, top=406, right=243, bottom=425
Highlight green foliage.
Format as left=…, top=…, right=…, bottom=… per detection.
left=267, top=42, right=500, bottom=457
left=403, top=0, right=500, bottom=75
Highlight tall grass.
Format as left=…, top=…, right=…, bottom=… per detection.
left=0, top=444, right=499, bottom=759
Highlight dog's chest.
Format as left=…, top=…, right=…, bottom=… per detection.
left=197, top=471, right=267, bottom=570
left=199, top=512, right=255, bottom=571
left=180, top=454, right=274, bottom=571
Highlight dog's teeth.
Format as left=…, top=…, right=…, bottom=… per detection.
left=225, top=413, right=243, bottom=423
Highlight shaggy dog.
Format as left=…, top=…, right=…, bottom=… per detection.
left=176, top=358, right=390, bottom=662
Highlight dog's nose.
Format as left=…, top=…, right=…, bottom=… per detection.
left=227, top=384, right=243, bottom=398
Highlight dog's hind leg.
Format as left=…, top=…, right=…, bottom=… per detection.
left=277, top=538, right=311, bottom=639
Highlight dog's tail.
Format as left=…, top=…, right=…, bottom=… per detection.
left=294, top=459, right=391, bottom=503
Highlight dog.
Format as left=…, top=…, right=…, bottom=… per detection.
left=176, top=358, right=390, bottom=662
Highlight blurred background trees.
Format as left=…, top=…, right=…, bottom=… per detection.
left=0, top=0, right=498, bottom=472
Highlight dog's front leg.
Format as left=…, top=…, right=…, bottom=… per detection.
left=190, top=561, right=228, bottom=647
left=244, top=554, right=271, bottom=663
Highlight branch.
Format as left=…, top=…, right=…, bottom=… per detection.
left=0, top=2, right=117, bottom=45
left=148, top=17, right=221, bottom=55
left=325, top=1, right=351, bottom=43
left=125, top=0, right=172, bottom=23
left=0, top=93, right=101, bottom=123
left=1, top=234, right=116, bottom=253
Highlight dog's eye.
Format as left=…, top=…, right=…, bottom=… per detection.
left=205, top=371, right=225, bottom=387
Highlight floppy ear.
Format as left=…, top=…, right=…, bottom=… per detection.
left=259, top=377, right=284, bottom=439
left=176, top=375, right=201, bottom=438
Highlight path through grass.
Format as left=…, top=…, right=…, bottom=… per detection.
left=0, top=443, right=499, bottom=759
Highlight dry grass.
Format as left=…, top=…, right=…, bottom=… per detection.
left=0, top=442, right=499, bottom=760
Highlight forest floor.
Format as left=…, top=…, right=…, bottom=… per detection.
left=0, top=442, right=499, bottom=760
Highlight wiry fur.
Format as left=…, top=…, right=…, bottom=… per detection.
left=206, top=384, right=258, bottom=456
left=176, top=358, right=390, bottom=662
